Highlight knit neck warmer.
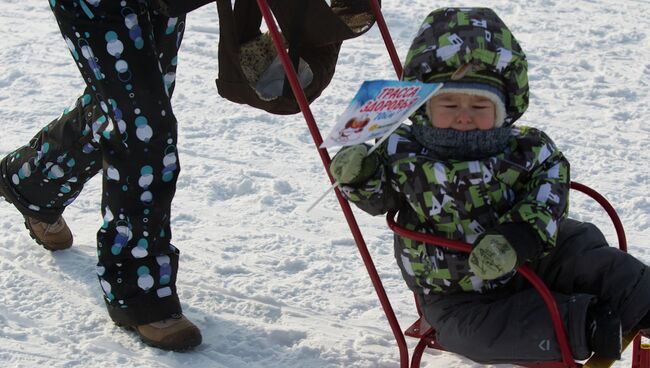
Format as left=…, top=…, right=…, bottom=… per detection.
left=412, top=123, right=513, bottom=160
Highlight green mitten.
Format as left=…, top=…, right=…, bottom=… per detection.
left=469, top=233, right=518, bottom=280
left=329, top=145, right=379, bottom=184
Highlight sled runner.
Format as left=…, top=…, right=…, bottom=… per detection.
left=249, top=0, right=650, bottom=366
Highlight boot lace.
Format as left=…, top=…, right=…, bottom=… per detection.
left=32, top=217, right=66, bottom=234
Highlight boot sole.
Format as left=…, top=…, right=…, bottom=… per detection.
left=138, top=330, right=202, bottom=352
left=117, top=323, right=202, bottom=352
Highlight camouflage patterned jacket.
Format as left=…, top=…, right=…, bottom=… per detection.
left=340, top=124, right=570, bottom=296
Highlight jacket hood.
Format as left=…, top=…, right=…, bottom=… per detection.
left=402, top=7, right=529, bottom=126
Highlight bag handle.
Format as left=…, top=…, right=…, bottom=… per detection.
left=268, top=0, right=377, bottom=47
left=282, top=0, right=309, bottom=98
left=233, top=0, right=262, bottom=42
left=215, top=0, right=239, bottom=56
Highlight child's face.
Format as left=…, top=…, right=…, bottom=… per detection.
left=427, top=93, right=497, bottom=131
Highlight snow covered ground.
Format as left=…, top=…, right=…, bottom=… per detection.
left=0, top=0, right=649, bottom=367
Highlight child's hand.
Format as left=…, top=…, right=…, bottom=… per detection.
left=469, top=233, right=518, bottom=280
left=329, top=145, right=378, bottom=184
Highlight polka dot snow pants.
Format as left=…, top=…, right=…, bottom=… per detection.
left=0, top=0, right=187, bottom=326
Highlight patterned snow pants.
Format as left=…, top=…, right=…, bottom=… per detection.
left=0, top=0, right=187, bottom=326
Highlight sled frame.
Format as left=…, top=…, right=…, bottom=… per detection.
left=253, top=0, right=647, bottom=366
left=387, top=181, right=634, bottom=368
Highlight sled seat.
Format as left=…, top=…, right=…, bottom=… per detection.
left=388, top=181, right=636, bottom=368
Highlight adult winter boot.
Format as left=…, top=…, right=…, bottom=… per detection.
left=24, top=216, right=73, bottom=251
left=0, top=180, right=72, bottom=251
left=134, top=314, right=202, bottom=351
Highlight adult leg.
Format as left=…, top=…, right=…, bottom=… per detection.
left=47, top=0, right=187, bottom=327
left=0, top=89, right=103, bottom=223
left=0, top=6, right=184, bottom=235
left=0, top=87, right=105, bottom=249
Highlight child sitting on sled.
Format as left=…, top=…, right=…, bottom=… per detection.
left=329, top=7, right=650, bottom=363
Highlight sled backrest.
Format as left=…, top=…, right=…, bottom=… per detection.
left=387, top=181, right=630, bottom=368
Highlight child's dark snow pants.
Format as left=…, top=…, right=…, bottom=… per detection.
left=0, top=1, right=187, bottom=326
left=418, top=219, right=650, bottom=363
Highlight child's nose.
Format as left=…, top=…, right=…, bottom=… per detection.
left=456, top=109, right=472, bottom=124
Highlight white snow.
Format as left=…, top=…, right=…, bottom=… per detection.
left=0, top=0, right=649, bottom=367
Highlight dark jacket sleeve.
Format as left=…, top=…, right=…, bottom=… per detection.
left=497, top=128, right=570, bottom=262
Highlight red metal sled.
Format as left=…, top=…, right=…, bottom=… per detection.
left=253, top=0, right=650, bottom=366
left=387, top=181, right=636, bottom=368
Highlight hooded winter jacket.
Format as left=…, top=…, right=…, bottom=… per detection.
left=340, top=123, right=570, bottom=296
left=339, top=8, right=569, bottom=296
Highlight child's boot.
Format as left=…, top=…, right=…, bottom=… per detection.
left=587, top=304, right=623, bottom=359
left=133, top=314, right=202, bottom=351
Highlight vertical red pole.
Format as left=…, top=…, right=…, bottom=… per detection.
left=255, top=1, right=410, bottom=367
left=633, top=335, right=650, bottom=368
left=633, top=335, right=641, bottom=368
left=641, top=344, right=650, bottom=368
